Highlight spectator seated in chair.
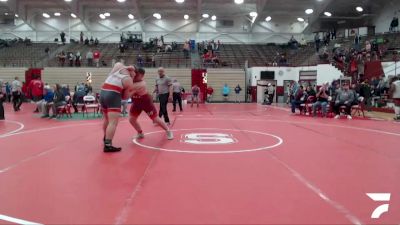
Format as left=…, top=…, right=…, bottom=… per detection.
left=334, top=83, right=355, bottom=120
left=291, top=85, right=305, bottom=114
left=39, top=85, right=54, bottom=118
left=312, top=84, right=330, bottom=117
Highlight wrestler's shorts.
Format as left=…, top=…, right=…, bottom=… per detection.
left=100, top=90, right=121, bottom=113
left=130, top=94, right=158, bottom=120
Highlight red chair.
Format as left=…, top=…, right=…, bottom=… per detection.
left=352, top=96, right=365, bottom=118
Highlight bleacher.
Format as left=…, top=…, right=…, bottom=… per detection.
left=0, top=43, right=58, bottom=67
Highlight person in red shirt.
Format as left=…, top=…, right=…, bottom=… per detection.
left=93, top=50, right=101, bottom=68
left=28, top=75, right=44, bottom=113
left=206, top=86, right=214, bottom=103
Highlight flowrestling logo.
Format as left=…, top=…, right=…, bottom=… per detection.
left=366, top=193, right=391, bottom=219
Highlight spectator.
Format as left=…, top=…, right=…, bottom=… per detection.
left=312, top=84, right=330, bottom=117
left=0, top=81, right=5, bottom=120
left=222, top=84, right=231, bottom=102
left=86, top=50, right=94, bottom=67
left=334, top=83, right=355, bottom=119
left=172, top=79, right=184, bottom=112
left=157, top=38, right=163, bottom=53
left=137, top=55, right=144, bottom=67
left=94, top=38, right=99, bottom=46
left=234, top=84, right=242, bottom=103
left=80, top=32, right=84, bottom=43
left=191, top=84, right=200, bottom=108
left=39, top=85, right=54, bottom=118
left=49, top=84, right=66, bottom=118
left=119, top=42, right=125, bottom=53
left=75, top=51, right=81, bottom=67
left=67, top=52, right=75, bottom=67
left=359, top=79, right=372, bottom=111
left=291, top=85, right=305, bottom=113
left=73, top=83, right=86, bottom=113
left=306, top=86, right=316, bottom=98
left=58, top=51, right=66, bottom=67
left=93, top=50, right=101, bottom=67
left=151, top=54, right=156, bottom=68
left=365, top=41, right=371, bottom=52
left=354, top=34, right=361, bottom=50
left=60, top=31, right=66, bottom=45
left=165, top=44, right=173, bottom=53
left=5, top=82, right=11, bottom=102
left=278, top=55, right=288, bottom=66
left=28, top=75, right=44, bottom=113
left=45, top=47, right=50, bottom=57
left=314, top=33, right=320, bottom=52
left=390, top=16, right=399, bottom=32
left=89, top=37, right=94, bottom=46
left=389, top=76, right=400, bottom=120
left=267, top=83, right=275, bottom=104
left=207, top=85, right=214, bottom=103
left=183, top=41, right=190, bottom=58
left=11, top=76, right=23, bottom=112
left=84, top=37, right=89, bottom=45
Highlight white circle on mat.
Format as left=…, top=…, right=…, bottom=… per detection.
left=133, top=128, right=283, bottom=154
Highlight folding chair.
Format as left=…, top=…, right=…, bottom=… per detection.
left=56, top=96, right=72, bottom=118
left=83, top=95, right=99, bottom=117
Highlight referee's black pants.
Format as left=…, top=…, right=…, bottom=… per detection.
left=173, top=92, right=183, bottom=111
left=158, top=93, right=170, bottom=123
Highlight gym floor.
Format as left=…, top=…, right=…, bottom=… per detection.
left=0, top=103, right=399, bottom=225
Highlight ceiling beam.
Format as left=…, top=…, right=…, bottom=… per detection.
left=250, top=0, right=269, bottom=32
left=132, top=0, right=145, bottom=32
left=196, top=0, right=202, bottom=32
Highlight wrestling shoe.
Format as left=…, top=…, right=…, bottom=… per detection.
left=166, top=131, right=174, bottom=140
left=103, top=145, right=122, bottom=153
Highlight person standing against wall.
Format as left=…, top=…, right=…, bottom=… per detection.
left=0, top=80, right=5, bottom=120
left=155, top=67, right=173, bottom=125
left=234, top=84, right=242, bottom=103
left=11, top=77, right=23, bottom=112
left=172, top=79, right=183, bottom=112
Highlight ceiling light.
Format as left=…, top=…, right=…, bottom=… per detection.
left=211, top=15, right=217, bottom=20
left=0, top=0, right=8, bottom=2
left=104, top=12, right=110, bottom=17
left=54, top=12, right=61, bottom=16
left=64, top=0, right=72, bottom=2
left=305, top=9, right=314, bottom=14
left=70, top=13, right=77, bottom=18
left=117, top=0, right=126, bottom=2
left=175, top=0, right=184, bottom=3
left=128, top=14, right=134, bottom=19
left=42, top=13, right=50, bottom=18
left=15, top=14, right=18, bottom=18
left=249, top=11, right=258, bottom=17
left=234, top=0, right=244, bottom=4
left=356, top=6, right=363, bottom=12
left=99, top=14, right=106, bottom=19
left=4, top=12, right=8, bottom=15
left=153, top=13, right=161, bottom=19
left=265, top=16, right=271, bottom=21
left=184, top=14, right=189, bottom=20
left=297, top=17, right=304, bottom=22
left=202, top=13, right=209, bottom=18
left=324, top=11, right=332, bottom=17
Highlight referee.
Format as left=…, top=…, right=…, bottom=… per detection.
left=155, top=67, right=173, bottom=125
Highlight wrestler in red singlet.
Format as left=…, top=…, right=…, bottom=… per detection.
left=129, top=68, right=173, bottom=140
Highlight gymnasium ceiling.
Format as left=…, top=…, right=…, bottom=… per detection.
left=0, top=0, right=396, bottom=31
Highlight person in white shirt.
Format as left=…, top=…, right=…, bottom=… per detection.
left=11, top=77, right=22, bottom=112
